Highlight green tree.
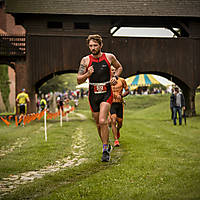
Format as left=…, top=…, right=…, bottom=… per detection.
left=39, top=73, right=77, bottom=94
left=0, top=65, right=10, bottom=111
left=61, top=73, right=77, bottom=90
left=39, top=76, right=64, bottom=94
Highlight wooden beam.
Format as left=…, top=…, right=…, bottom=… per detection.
left=178, top=22, right=190, bottom=35
left=111, top=26, right=120, bottom=36
left=167, top=26, right=181, bottom=37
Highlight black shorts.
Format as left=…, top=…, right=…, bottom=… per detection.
left=110, top=102, right=123, bottom=119
left=89, top=86, right=113, bottom=112
left=19, top=104, right=26, bottom=114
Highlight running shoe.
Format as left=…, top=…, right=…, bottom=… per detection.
left=117, top=130, right=120, bottom=139
left=108, top=143, right=113, bottom=153
left=101, top=150, right=110, bottom=162
left=114, top=140, right=120, bottom=147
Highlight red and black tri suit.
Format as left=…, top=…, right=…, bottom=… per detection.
left=87, top=53, right=113, bottom=112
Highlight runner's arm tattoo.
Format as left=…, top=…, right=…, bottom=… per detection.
left=78, top=64, right=86, bottom=75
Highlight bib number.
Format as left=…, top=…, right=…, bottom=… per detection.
left=94, top=85, right=107, bottom=94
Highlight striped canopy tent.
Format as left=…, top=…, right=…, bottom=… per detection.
left=126, top=74, right=160, bottom=90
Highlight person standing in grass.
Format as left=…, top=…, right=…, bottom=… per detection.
left=77, top=34, right=123, bottom=162
left=56, top=95, right=64, bottom=112
left=109, top=66, right=129, bottom=147
left=170, top=87, right=175, bottom=120
left=172, top=87, right=185, bottom=125
left=16, top=88, right=30, bottom=125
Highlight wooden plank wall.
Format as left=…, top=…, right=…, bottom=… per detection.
left=28, top=35, right=200, bottom=89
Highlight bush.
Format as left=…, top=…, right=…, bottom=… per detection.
left=0, top=65, right=10, bottom=111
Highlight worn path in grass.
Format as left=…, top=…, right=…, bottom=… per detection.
left=0, top=113, right=87, bottom=198
left=0, top=137, right=29, bottom=158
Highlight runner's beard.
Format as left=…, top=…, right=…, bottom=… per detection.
left=91, top=49, right=100, bottom=55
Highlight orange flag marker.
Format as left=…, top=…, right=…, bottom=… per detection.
left=0, top=117, right=11, bottom=126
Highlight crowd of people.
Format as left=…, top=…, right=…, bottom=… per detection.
left=130, top=86, right=169, bottom=95
left=36, top=89, right=85, bottom=113
left=15, top=88, right=85, bottom=126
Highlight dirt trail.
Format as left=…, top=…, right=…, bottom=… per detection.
left=0, top=113, right=87, bottom=198
left=0, top=137, right=28, bottom=157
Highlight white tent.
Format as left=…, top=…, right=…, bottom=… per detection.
left=152, top=75, right=174, bottom=86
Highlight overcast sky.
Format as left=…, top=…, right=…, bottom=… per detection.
left=112, top=27, right=175, bottom=38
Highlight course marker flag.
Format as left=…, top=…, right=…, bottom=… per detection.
left=60, top=109, right=62, bottom=127
left=44, top=109, right=47, bottom=141
left=15, top=116, right=23, bottom=127
left=0, top=117, right=10, bottom=126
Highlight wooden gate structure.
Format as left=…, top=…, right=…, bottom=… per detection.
left=1, top=0, right=200, bottom=115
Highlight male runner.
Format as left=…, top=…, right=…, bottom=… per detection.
left=110, top=66, right=129, bottom=147
left=77, top=34, right=123, bottom=162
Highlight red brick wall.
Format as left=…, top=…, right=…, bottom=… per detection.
left=0, top=5, right=25, bottom=34
left=0, top=6, right=25, bottom=112
left=5, top=13, right=25, bottom=34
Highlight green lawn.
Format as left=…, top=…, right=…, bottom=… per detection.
left=0, top=94, right=200, bottom=200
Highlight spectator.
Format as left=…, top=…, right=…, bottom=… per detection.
left=172, top=87, right=185, bottom=125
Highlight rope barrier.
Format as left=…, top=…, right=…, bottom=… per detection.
left=0, top=106, right=75, bottom=127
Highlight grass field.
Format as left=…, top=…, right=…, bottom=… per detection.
left=0, top=94, right=200, bottom=200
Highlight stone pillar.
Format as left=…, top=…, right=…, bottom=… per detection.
left=183, top=88, right=196, bottom=117
left=28, top=87, right=37, bottom=113
left=15, top=58, right=36, bottom=114
left=49, top=92, right=56, bottom=112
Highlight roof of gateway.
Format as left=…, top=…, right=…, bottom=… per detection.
left=5, top=0, right=200, bottom=18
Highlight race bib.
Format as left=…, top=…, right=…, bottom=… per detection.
left=94, top=85, right=107, bottom=94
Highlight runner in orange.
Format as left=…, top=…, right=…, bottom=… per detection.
left=110, top=66, right=129, bottom=147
